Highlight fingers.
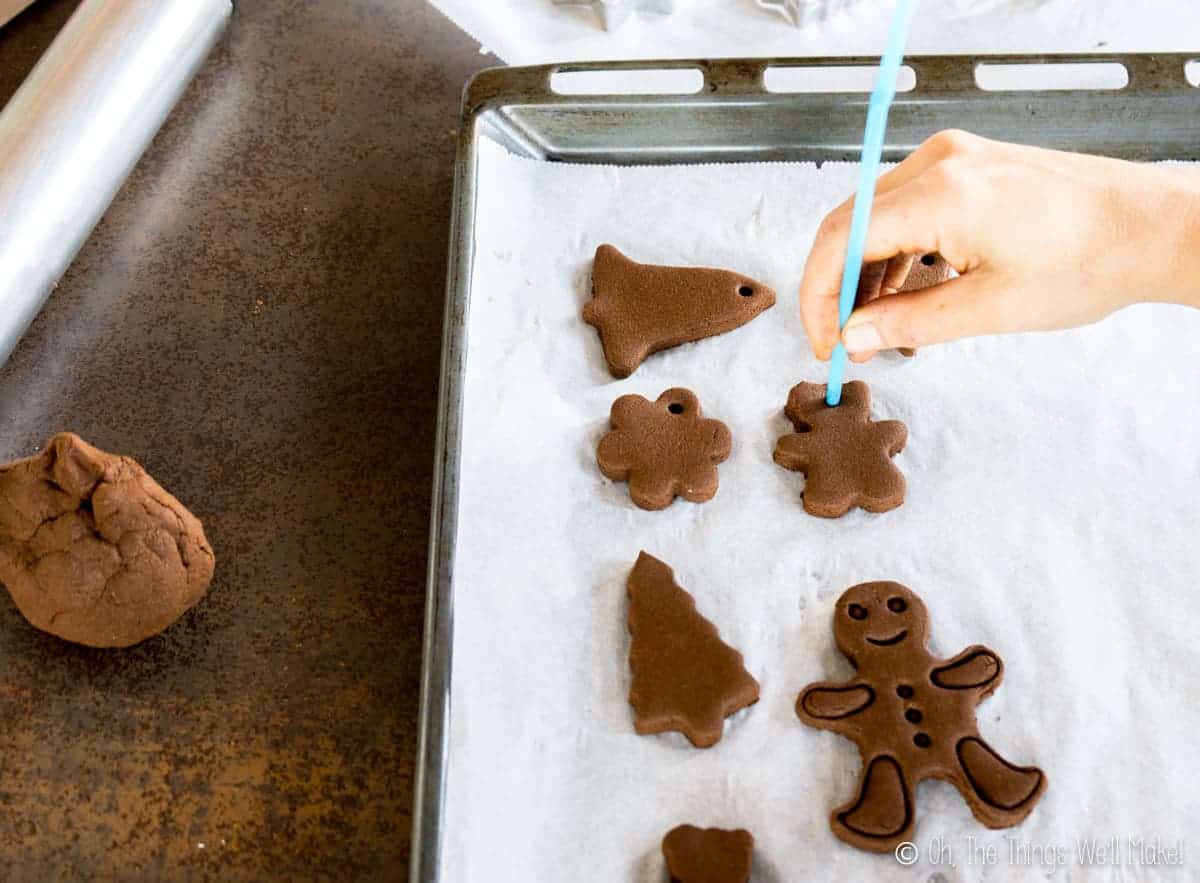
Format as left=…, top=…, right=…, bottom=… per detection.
left=848, top=254, right=915, bottom=361
left=879, top=253, right=916, bottom=295
left=799, top=130, right=994, bottom=359
left=841, top=271, right=1008, bottom=353
left=872, top=129, right=976, bottom=196
left=799, top=176, right=953, bottom=360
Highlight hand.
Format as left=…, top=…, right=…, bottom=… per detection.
left=798, top=130, right=1200, bottom=361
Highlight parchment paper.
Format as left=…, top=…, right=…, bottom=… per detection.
left=443, top=137, right=1199, bottom=881
left=428, top=0, right=1200, bottom=66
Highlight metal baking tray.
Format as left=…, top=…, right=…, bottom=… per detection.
left=411, top=52, right=1200, bottom=882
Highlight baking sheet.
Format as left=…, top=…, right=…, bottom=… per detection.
left=443, top=136, right=1199, bottom=881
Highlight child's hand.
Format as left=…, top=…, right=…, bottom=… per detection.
left=798, top=130, right=1200, bottom=361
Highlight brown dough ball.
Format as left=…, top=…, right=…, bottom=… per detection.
left=0, top=433, right=214, bottom=648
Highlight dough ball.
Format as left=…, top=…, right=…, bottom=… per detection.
left=0, top=433, right=214, bottom=648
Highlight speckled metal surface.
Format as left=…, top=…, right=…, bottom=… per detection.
left=0, top=1, right=493, bottom=879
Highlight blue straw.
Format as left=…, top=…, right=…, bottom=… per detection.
left=825, top=0, right=916, bottom=407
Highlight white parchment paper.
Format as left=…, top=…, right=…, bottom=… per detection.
left=428, top=0, right=1200, bottom=66
left=443, top=137, right=1200, bottom=882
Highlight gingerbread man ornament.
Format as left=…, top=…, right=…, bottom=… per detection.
left=797, top=582, right=1047, bottom=853
left=773, top=381, right=906, bottom=518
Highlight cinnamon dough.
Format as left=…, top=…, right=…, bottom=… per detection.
left=796, top=582, right=1047, bottom=852
left=661, top=824, right=754, bottom=883
left=583, top=245, right=776, bottom=378
left=596, top=388, right=731, bottom=510
left=773, top=380, right=907, bottom=517
left=626, top=552, right=759, bottom=748
left=0, top=433, right=215, bottom=648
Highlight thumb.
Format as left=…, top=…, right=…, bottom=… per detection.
left=841, top=272, right=1006, bottom=353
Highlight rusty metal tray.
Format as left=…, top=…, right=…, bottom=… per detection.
left=412, top=52, right=1200, bottom=882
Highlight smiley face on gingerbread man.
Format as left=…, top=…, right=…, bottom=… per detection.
left=797, top=582, right=1047, bottom=853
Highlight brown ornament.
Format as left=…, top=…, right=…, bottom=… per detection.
left=661, top=824, right=754, bottom=883
left=597, top=388, right=731, bottom=511
left=582, top=245, right=775, bottom=378
left=857, top=253, right=956, bottom=356
left=900, top=252, right=955, bottom=292
left=797, top=582, right=1047, bottom=853
left=773, top=380, right=907, bottom=518
left=626, top=552, right=759, bottom=748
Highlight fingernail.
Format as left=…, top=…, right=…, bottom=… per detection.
left=843, top=323, right=884, bottom=353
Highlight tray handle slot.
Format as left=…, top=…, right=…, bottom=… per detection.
left=548, top=59, right=769, bottom=96
left=975, top=61, right=1130, bottom=92
left=764, top=63, right=916, bottom=93
left=550, top=65, right=705, bottom=95
left=904, top=54, right=1198, bottom=95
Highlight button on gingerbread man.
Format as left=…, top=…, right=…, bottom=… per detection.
left=796, top=582, right=1047, bottom=853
